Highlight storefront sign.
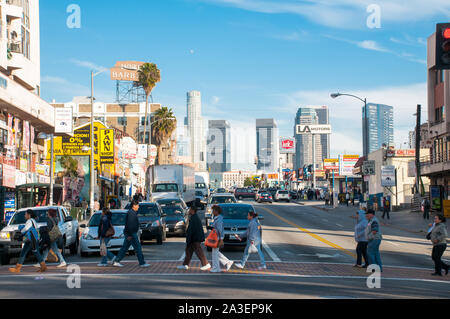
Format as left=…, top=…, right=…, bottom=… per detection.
left=99, top=129, right=115, bottom=163
left=15, top=170, right=27, bottom=186
left=324, top=158, right=339, bottom=170
left=279, top=137, right=295, bottom=154
left=339, top=155, right=359, bottom=177
left=296, top=125, right=332, bottom=135
left=19, top=158, right=28, bottom=172
left=2, top=164, right=15, bottom=188
left=387, top=149, right=415, bottom=157
left=55, top=107, right=73, bottom=134
left=443, top=200, right=450, bottom=218
left=381, top=165, right=396, bottom=187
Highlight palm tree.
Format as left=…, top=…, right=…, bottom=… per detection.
left=137, top=63, right=161, bottom=146
left=152, top=107, right=177, bottom=165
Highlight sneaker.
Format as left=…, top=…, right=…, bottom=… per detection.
left=258, top=265, right=267, bottom=270
left=177, top=265, right=189, bottom=270
left=57, top=262, right=67, bottom=268
left=200, top=264, right=211, bottom=271
left=226, top=261, right=234, bottom=271
left=33, top=263, right=40, bottom=268
left=210, top=268, right=222, bottom=273
left=235, top=263, right=244, bottom=269
left=140, top=263, right=151, bottom=268
left=110, top=256, right=117, bottom=265
left=113, top=262, right=124, bottom=268
left=97, top=263, right=108, bottom=267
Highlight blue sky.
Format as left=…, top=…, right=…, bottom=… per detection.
left=39, top=0, right=450, bottom=168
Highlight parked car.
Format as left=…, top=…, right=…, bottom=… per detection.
left=159, top=204, right=187, bottom=236
left=156, top=198, right=188, bottom=211
left=257, top=192, right=273, bottom=204
left=255, top=189, right=267, bottom=201
left=275, top=190, right=291, bottom=202
left=216, top=188, right=227, bottom=194
left=206, top=203, right=263, bottom=251
left=137, top=202, right=167, bottom=245
left=205, top=194, right=237, bottom=229
left=234, top=188, right=256, bottom=200
left=0, top=206, right=79, bottom=265
left=79, top=210, right=138, bottom=257
left=289, top=191, right=299, bottom=200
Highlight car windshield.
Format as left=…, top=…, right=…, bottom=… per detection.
left=210, top=196, right=236, bottom=204
left=161, top=205, right=184, bottom=216
left=262, top=192, right=271, bottom=196
left=217, top=189, right=226, bottom=193
left=137, top=205, right=160, bottom=217
left=9, top=209, right=54, bottom=225
left=279, top=191, right=288, bottom=194
left=196, top=183, right=206, bottom=189
left=157, top=199, right=183, bottom=206
left=153, top=184, right=178, bottom=193
left=88, top=213, right=127, bottom=227
left=221, top=206, right=253, bottom=220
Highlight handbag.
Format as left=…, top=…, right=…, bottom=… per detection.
left=48, top=217, right=62, bottom=242
left=205, top=229, right=219, bottom=248
left=104, top=220, right=115, bottom=238
left=249, top=243, right=258, bottom=254
left=100, top=240, right=107, bottom=257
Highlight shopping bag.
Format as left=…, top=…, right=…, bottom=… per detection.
left=205, top=229, right=219, bottom=248
left=100, top=240, right=107, bottom=257
left=249, top=243, right=258, bottom=254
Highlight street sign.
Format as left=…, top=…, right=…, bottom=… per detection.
left=381, top=165, right=396, bottom=187
left=296, top=125, right=331, bottom=135
left=362, top=160, right=376, bottom=175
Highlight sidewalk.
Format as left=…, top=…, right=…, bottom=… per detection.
left=295, top=200, right=435, bottom=235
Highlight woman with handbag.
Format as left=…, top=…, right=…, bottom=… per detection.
left=430, top=215, right=449, bottom=276
left=97, top=207, right=116, bottom=267
left=235, top=211, right=266, bottom=270
left=37, top=209, right=67, bottom=268
left=210, top=205, right=234, bottom=273
left=9, top=210, right=47, bottom=273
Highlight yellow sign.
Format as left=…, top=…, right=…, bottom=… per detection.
left=443, top=200, right=450, bottom=218
left=46, top=122, right=114, bottom=173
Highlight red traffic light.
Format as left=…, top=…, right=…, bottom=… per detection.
left=444, top=28, right=450, bottom=39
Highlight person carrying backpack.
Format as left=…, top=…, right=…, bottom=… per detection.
left=9, top=209, right=47, bottom=273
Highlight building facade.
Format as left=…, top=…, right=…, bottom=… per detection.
left=363, top=103, right=394, bottom=154
left=207, top=120, right=231, bottom=173
left=256, top=119, right=278, bottom=173
left=294, top=107, right=326, bottom=171
left=186, top=91, right=206, bottom=171
left=420, top=31, right=450, bottom=205
left=0, top=0, right=57, bottom=222
left=222, top=171, right=253, bottom=189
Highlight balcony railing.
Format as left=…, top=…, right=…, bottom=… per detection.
left=420, top=151, right=450, bottom=167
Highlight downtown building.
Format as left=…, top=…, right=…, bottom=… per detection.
left=207, top=120, right=231, bottom=173
left=362, top=103, right=394, bottom=154
left=185, top=91, right=206, bottom=171
left=256, top=119, right=278, bottom=173
left=294, top=106, right=330, bottom=172
left=0, top=0, right=58, bottom=222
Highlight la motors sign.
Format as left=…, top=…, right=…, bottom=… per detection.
left=280, top=137, right=295, bottom=154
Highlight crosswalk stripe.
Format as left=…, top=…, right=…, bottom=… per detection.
left=262, top=240, right=281, bottom=262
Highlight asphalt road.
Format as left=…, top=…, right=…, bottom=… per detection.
left=1, top=200, right=449, bottom=299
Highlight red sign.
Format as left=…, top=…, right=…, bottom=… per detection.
left=280, top=138, right=295, bottom=154
left=387, top=149, right=415, bottom=157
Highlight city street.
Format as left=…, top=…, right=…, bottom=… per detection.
left=1, top=200, right=449, bottom=299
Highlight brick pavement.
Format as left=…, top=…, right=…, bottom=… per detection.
left=1, top=261, right=449, bottom=283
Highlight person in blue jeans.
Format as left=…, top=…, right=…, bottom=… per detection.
left=365, top=209, right=383, bottom=272
left=113, top=200, right=150, bottom=268
left=97, top=207, right=116, bottom=267
left=235, top=210, right=266, bottom=270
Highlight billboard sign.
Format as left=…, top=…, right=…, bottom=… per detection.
left=339, top=155, right=359, bottom=177
left=296, top=125, right=332, bottom=135
left=99, top=129, right=115, bottom=164
left=362, top=160, right=376, bottom=176
left=55, top=107, right=73, bottom=134
left=324, top=158, right=339, bottom=170
left=280, top=137, right=295, bottom=154
left=110, top=61, right=145, bottom=82
left=381, top=165, right=396, bottom=187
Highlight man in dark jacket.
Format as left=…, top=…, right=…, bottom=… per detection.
left=178, top=206, right=211, bottom=271
left=113, top=200, right=150, bottom=268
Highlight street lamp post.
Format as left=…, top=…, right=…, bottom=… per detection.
left=331, top=93, right=368, bottom=194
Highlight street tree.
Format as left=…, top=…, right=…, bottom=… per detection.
left=152, top=107, right=177, bottom=165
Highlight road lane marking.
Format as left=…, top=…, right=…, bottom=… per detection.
left=387, top=241, right=400, bottom=247
left=258, top=206, right=356, bottom=258
left=336, top=224, right=344, bottom=228
left=178, top=252, right=186, bottom=261
left=262, top=240, right=281, bottom=262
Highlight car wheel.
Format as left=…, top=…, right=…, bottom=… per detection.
left=69, top=233, right=79, bottom=255
left=0, top=252, right=10, bottom=265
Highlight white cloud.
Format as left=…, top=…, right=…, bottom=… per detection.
left=202, top=0, right=450, bottom=29
left=357, top=40, right=390, bottom=53
left=69, top=59, right=109, bottom=73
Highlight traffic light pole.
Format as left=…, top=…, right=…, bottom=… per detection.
left=312, top=133, right=316, bottom=189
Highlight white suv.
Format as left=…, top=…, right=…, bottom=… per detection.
left=275, top=190, right=291, bottom=202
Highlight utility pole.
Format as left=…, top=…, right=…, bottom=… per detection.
left=312, top=134, right=316, bottom=189
left=415, top=104, right=424, bottom=195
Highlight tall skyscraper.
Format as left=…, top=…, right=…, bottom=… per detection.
left=186, top=91, right=206, bottom=170
left=207, top=120, right=231, bottom=173
left=362, top=103, right=394, bottom=154
left=294, top=106, right=329, bottom=171
left=256, top=119, right=278, bottom=173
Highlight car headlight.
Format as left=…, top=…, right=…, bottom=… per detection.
left=0, top=232, right=10, bottom=240
left=176, top=221, right=185, bottom=226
